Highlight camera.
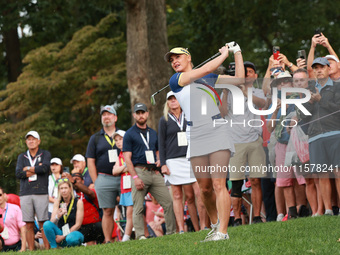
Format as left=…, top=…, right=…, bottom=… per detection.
left=226, top=62, right=235, bottom=76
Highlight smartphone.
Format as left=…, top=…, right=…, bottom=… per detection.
left=307, top=81, right=317, bottom=93
left=315, top=29, right=321, bottom=37
left=298, top=50, right=306, bottom=59
left=273, top=46, right=280, bottom=60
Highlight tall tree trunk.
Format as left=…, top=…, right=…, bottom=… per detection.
left=3, top=26, right=22, bottom=83
left=126, top=0, right=171, bottom=130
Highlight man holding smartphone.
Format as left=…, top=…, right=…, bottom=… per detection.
left=299, top=57, right=340, bottom=216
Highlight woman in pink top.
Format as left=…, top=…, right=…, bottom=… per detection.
left=0, top=187, right=26, bottom=252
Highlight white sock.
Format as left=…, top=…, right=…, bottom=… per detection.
left=122, top=234, right=130, bottom=242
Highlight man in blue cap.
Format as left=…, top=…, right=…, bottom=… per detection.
left=299, top=57, right=340, bottom=216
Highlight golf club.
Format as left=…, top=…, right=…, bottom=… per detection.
left=150, top=51, right=222, bottom=105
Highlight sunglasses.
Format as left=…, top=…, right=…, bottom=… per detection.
left=57, top=178, right=69, bottom=184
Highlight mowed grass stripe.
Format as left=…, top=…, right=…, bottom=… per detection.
left=24, top=216, right=339, bottom=255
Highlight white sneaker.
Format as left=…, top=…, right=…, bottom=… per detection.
left=203, top=232, right=229, bottom=242
left=122, top=234, right=131, bottom=242
left=324, top=209, right=334, bottom=216
left=139, top=236, right=147, bottom=240
left=277, top=213, right=285, bottom=222
left=205, top=219, right=220, bottom=238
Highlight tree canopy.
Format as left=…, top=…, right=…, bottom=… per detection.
left=1, top=0, right=340, bottom=192
left=0, top=14, right=129, bottom=192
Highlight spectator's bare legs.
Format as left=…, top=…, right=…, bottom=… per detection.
left=318, top=174, right=332, bottom=211
left=275, top=185, right=286, bottom=216
left=305, top=177, right=318, bottom=215
left=183, top=184, right=200, bottom=231
left=171, top=185, right=185, bottom=232
left=332, top=170, right=340, bottom=208
left=294, top=181, right=307, bottom=211
left=250, top=178, right=262, bottom=217
left=26, top=222, right=35, bottom=250
left=39, top=221, right=49, bottom=249
left=125, top=206, right=133, bottom=237
left=192, top=182, right=208, bottom=230
left=283, top=186, right=296, bottom=208
left=314, top=178, right=324, bottom=215
left=231, top=196, right=242, bottom=219
left=102, top=208, right=115, bottom=243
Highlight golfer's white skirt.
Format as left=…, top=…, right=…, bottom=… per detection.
left=165, top=157, right=197, bottom=185
left=186, top=121, right=235, bottom=158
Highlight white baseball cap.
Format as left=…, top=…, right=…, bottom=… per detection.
left=25, top=131, right=40, bottom=140
left=166, top=91, right=176, bottom=99
left=324, top=55, right=339, bottom=63
left=113, top=130, right=126, bottom=139
left=70, top=154, right=85, bottom=164
left=50, top=157, right=62, bottom=165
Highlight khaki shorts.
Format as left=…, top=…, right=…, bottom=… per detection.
left=20, top=194, right=49, bottom=222
left=229, top=136, right=267, bottom=180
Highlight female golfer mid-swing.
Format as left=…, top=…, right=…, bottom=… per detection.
left=164, top=43, right=244, bottom=241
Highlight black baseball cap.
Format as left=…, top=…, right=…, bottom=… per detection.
left=134, top=103, right=148, bottom=113
left=244, top=61, right=256, bottom=72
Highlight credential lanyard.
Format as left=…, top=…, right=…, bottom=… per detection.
left=140, top=131, right=150, bottom=150
left=168, top=113, right=185, bottom=131
left=104, top=135, right=115, bottom=149
left=51, top=174, right=58, bottom=188
left=3, top=203, right=8, bottom=224
left=63, top=198, right=75, bottom=224
left=26, top=150, right=38, bottom=167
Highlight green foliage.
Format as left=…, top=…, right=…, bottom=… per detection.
left=0, top=0, right=126, bottom=90
left=167, top=0, right=340, bottom=76
left=28, top=216, right=339, bottom=254
left=0, top=13, right=129, bottom=191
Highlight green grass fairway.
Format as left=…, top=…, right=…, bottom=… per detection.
left=21, top=216, right=339, bottom=255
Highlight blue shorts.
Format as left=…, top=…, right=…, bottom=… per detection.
left=309, top=134, right=340, bottom=173
left=119, top=192, right=133, bottom=206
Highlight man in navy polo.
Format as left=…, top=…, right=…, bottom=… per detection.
left=123, top=103, right=176, bottom=240
left=300, top=57, right=340, bottom=216
left=86, top=105, right=121, bottom=243
left=15, top=130, right=50, bottom=250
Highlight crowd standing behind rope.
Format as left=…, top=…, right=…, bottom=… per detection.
left=0, top=32, right=339, bottom=250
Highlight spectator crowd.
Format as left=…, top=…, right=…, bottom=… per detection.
left=0, top=32, right=339, bottom=250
